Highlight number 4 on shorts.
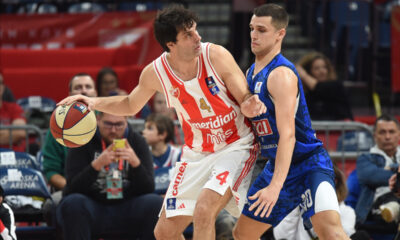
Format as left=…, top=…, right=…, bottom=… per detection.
left=216, top=171, right=229, bottom=185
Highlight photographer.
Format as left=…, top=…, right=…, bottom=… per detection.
left=356, top=114, right=400, bottom=234
left=57, top=112, right=163, bottom=240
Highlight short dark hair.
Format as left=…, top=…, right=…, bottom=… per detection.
left=153, top=4, right=198, bottom=52
left=145, top=113, right=175, bottom=143
left=68, top=73, right=93, bottom=92
left=374, top=114, right=400, bottom=131
left=253, top=3, right=289, bottom=30
left=96, top=67, right=119, bottom=95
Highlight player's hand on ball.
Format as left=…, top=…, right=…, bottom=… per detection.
left=241, top=94, right=266, bottom=118
left=248, top=184, right=281, bottom=218
left=58, top=94, right=95, bottom=111
left=114, top=141, right=140, bottom=168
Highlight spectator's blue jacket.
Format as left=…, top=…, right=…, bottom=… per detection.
left=355, top=150, right=398, bottom=223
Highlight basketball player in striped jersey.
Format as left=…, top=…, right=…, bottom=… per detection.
left=59, top=4, right=266, bottom=240
left=232, top=4, right=349, bottom=240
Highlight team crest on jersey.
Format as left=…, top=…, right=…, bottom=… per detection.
left=73, top=103, right=87, bottom=113
left=255, top=81, right=263, bottom=93
left=170, top=87, right=180, bottom=98
left=205, top=76, right=220, bottom=95
left=199, top=98, right=211, bottom=113
left=166, top=198, right=176, bottom=210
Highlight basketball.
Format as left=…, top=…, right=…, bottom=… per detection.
left=50, top=101, right=97, bottom=148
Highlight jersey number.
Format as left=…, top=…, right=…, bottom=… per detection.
left=216, top=171, right=229, bottom=185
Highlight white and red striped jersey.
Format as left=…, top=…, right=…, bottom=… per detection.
left=153, top=42, right=254, bottom=153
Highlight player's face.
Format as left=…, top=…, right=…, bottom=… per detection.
left=172, top=22, right=202, bottom=58
left=99, top=73, right=118, bottom=97
left=250, top=15, right=284, bottom=56
left=98, top=113, right=128, bottom=144
left=310, top=58, right=329, bottom=82
left=70, top=76, right=97, bottom=97
left=142, top=122, right=162, bottom=145
left=374, top=120, right=400, bottom=156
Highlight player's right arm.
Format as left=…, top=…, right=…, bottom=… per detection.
left=58, top=64, right=163, bottom=116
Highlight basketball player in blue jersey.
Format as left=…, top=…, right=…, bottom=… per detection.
left=233, top=4, right=350, bottom=240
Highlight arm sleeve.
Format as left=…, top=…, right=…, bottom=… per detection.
left=42, top=130, right=68, bottom=181
left=126, top=131, right=155, bottom=196
left=356, top=154, right=394, bottom=188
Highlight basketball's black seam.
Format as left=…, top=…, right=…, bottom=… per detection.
left=61, top=103, right=76, bottom=130
left=62, top=126, right=97, bottom=137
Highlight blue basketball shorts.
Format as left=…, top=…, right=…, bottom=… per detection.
left=242, top=149, right=339, bottom=227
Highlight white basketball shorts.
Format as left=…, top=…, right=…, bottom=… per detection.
left=163, top=134, right=258, bottom=218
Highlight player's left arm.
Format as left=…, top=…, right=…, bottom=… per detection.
left=269, top=66, right=297, bottom=192
left=210, top=44, right=266, bottom=117
left=248, top=66, right=297, bottom=218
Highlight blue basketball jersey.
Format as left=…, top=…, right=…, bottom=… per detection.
left=246, top=54, right=322, bottom=164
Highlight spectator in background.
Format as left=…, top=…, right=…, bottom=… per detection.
left=57, top=111, right=163, bottom=240
left=0, top=185, right=16, bottom=240
left=42, top=73, right=97, bottom=193
left=96, top=67, right=152, bottom=119
left=41, top=73, right=97, bottom=226
left=151, top=92, right=183, bottom=145
left=0, top=75, right=26, bottom=152
left=296, top=51, right=353, bottom=121
left=96, top=67, right=127, bottom=97
left=142, top=113, right=181, bottom=172
left=355, top=114, right=400, bottom=235
left=274, top=164, right=370, bottom=240
left=0, top=73, right=15, bottom=103
left=143, top=113, right=236, bottom=240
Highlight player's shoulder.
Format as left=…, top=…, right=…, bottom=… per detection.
left=208, top=43, right=232, bottom=61
left=140, top=62, right=158, bottom=79
left=269, top=65, right=297, bottom=81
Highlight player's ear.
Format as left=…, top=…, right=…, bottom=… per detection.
left=277, top=28, right=286, bottom=41
left=166, top=41, right=175, bottom=50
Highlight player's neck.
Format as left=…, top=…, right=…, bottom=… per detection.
left=254, top=48, right=281, bottom=74
left=151, top=142, right=168, bottom=157
left=166, top=53, right=198, bottom=81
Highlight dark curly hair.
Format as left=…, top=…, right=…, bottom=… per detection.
left=154, top=4, right=199, bottom=52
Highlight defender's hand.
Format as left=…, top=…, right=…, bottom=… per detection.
left=248, top=184, right=281, bottom=218
left=241, top=94, right=266, bottom=118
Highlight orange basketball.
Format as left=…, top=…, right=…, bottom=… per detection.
left=50, top=101, right=97, bottom=148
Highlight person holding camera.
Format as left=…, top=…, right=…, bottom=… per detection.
left=355, top=114, right=400, bottom=234
left=57, top=112, right=163, bottom=240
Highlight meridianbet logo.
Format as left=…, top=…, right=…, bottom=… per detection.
left=189, top=108, right=237, bottom=129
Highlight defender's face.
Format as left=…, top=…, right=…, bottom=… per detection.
left=250, top=15, right=283, bottom=56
